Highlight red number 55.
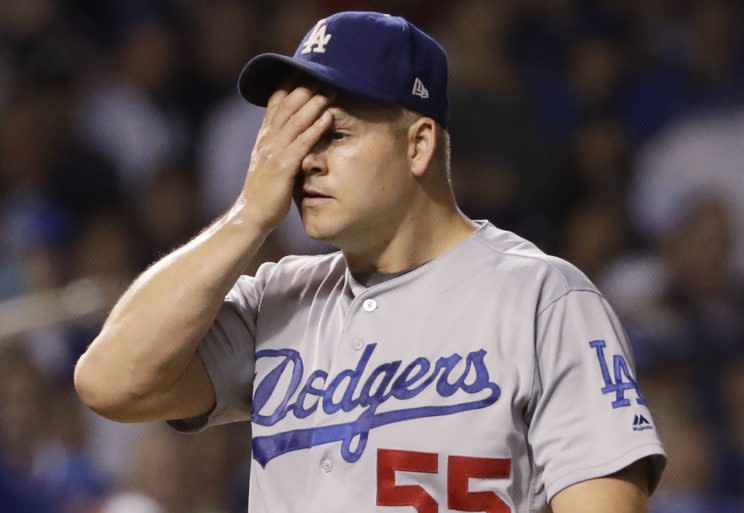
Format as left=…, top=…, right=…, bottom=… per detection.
left=377, top=449, right=511, bottom=512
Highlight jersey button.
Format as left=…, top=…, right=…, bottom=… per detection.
left=362, top=298, right=377, bottom=312
left=320, top=458, right=333, bottom=472
left=352, top=338, right=364, bottom=350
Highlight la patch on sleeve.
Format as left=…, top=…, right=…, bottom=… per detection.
left=589, top=340, right=648, bottom=409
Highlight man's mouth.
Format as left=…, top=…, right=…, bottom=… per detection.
left=302, top=186, right=332, bottom=199
left=300, top=187, right=334, bottom=206
left=303, top=190, right=330, bottom=199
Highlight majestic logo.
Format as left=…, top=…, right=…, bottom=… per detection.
left=412, top=77, right=429, bottom=98
left=632, top=414, right=653, bottom=432
left=301, top=19, right=332, bottom=54
left=251, top=343, right=501, bottom=467
left=589, top=340, right=647, bottom=409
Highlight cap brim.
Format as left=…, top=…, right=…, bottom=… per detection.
left=238, top=53, right=395, bottom=107
left=237, top=54, right=332, bottom=106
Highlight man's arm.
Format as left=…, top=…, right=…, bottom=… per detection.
left=528, top=287, right=666, bottom=507
left=551, top=460, right=649, bottom=513
left=74, top=85, right=334, bottom=423
left=74, top=212, right=267, bottom=423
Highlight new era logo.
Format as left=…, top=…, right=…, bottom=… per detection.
left=632, top=414, right=653, bottom=432
left=412, top=77, right=429, bottom=99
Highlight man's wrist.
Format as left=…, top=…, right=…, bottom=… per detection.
left=224, top=196, right=276, bottom=240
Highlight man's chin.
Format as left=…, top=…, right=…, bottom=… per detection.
left=302, top=218, right=340, bottom=243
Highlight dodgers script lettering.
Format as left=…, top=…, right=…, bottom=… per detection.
left=251, top=343, right=501, bottom=467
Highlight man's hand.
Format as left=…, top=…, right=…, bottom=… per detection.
left=240, top=85, right=334, bottom=232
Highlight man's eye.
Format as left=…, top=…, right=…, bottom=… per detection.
left=329, top=130, right=346, bottom=141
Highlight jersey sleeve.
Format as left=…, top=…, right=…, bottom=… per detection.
left=527, top=289, right=667, bottom=501
left=168, top=262, right=276, bottom=432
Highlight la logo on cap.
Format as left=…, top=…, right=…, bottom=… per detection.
left=239, top=12, right=448, bottom=128
left=302, top=19, right=332, bottom=54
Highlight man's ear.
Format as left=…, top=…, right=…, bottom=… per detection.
left=407, top=117, right=437, bottom=178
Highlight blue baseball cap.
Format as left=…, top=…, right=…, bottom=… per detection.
left=238, top=11, right=449, bottom=128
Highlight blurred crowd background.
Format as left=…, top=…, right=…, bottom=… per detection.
left=1, top=0, right=743, bottom=512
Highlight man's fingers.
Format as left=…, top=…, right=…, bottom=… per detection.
left=270, top=86, right=317, bottom=128
left=278, top=93, right=333, bottom=144
left=288, top=109, right=333, bottom=158
left=264, top=75, right=301, bottom=125
left=265, top=89, right=289, bottom=125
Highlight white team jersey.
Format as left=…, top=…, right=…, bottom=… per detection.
left=171, top=220, right=666, bottom=513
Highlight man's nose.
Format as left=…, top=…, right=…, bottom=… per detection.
left=301, top=144, right=327, bottom=175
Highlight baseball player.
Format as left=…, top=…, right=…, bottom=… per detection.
left=75, top=11, right=666, bottom=513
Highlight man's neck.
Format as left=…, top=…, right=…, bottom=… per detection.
left=342, top=206, right=479, bottom=274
